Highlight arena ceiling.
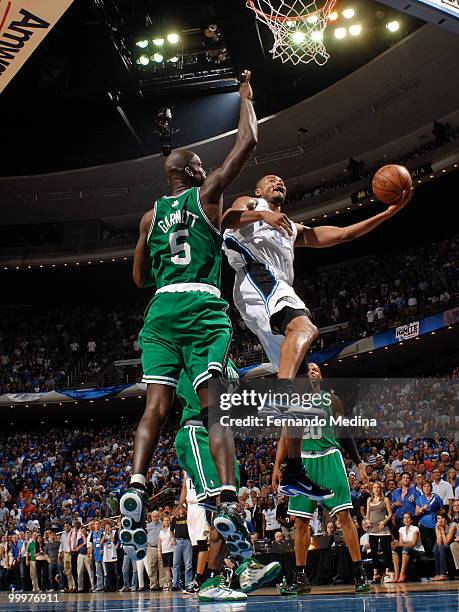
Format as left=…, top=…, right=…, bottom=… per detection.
left=0, top=24, right=458, bottom=227
left=0, top=0, right=421, bottom=176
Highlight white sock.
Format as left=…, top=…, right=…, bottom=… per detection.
left=130, top=474, right=146, bottom=487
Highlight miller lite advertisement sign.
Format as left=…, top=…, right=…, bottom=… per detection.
left=0, top=0, right=75, bottom=94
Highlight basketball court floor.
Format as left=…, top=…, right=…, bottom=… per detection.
left=2, top=582, right=458, bottom=612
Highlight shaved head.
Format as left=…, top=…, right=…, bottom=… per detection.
left=164, top=149, right=195, bottom=178
left=164, top=149, right=206, bottom=187
left=308, top=362, right=322, bottom=381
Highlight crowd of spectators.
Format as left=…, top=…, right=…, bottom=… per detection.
left=0, top=308, right=143, bottom=395
left=1, top=234, right=456, bottom=390
left=0, top=361, right=458, bottom=590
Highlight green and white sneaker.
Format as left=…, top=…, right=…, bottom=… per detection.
left=198, top=576, right=247, bottom=603
left=236, top=558, right=281, bottom=593
left=119, top=485, right=148, bottom=561
left=213, top=503, right=253, bottom=559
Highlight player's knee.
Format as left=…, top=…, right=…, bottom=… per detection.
left=308, top=322, right=319, bottom=342
left=196, top=539, right=208, bottom=553
left=285, top=319, right=318, bottom=345
left=301, top=319, right=318, bottom=343
left=336, top=510, right=352, bottom=526
left=295, top=516, right=310, bottom=533
left=144, top=400, right=169, bottom=427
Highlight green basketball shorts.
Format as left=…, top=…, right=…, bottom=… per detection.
left=139, top=290, right=232, bottom=390
left=175, top=425, right=240, bottom=501
left=288, top=448, right=352, bottom=518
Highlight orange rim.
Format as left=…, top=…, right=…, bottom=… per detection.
left=246, top=0, right=337, bottom=23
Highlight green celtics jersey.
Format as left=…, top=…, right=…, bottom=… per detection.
left=301, top=392, right=340, bottom=453
left=147, top=187, right=222, bottom=290
left=177, top=359, right=239, bottom=427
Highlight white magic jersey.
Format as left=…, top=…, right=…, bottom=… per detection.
left=223, top=198, right=297, bottom=285
left=223, top=198, right=310, bottom=370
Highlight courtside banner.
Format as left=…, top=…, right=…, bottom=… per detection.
left=0, top=0, right=75, bottom=94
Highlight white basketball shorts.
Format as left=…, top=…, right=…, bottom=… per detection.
left=187, top=503, right=210, bottom=546
left=233, top=270, right=309, bottom=370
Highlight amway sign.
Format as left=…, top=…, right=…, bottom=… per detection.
left=0, top=0, right=74, bottom=94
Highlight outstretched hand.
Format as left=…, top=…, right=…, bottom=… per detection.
left=239, top=69, right=253, bottom=100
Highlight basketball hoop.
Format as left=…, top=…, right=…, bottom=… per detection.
left=246, top=0, right=337, bottom=66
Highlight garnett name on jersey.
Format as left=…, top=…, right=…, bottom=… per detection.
left=157, top=209, right=199, bottom=233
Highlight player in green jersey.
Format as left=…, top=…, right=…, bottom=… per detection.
left=174, top=362, right=281, bottom=602
left=273, top=363, right=371, bottom=594
left=119, top=71, right=257, bottom=564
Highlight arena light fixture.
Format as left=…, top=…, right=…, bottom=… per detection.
left=153, top=53, right=164, bottom=63
left=328, top=11, right=339, bottom=21
left=349, top=23, right=362, bottom=36
left=136, top=39, right=148, bottom=48
left=334, top=27, right=347, bottom=39
left=342, top=8, right=355, bottom=19
left=169, top=56, right=179, bottom=63
left=286, top=19, right=296, bottom=28
left=167, top=33, right=180, bottom=44
left=292, top=31, right=306, bottom=43
left=306, top=14, right=319, bottom=24
left=386, top=20, right=400, bottom=32
left=153, top=37, right=164, bottom=46
left=310, top=30, right=323, bottom=42
left=137, top=55, right=150, bottom=66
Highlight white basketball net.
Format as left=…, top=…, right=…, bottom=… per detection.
left=246, top=0, right=337, bottom=65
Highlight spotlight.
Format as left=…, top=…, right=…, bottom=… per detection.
left=137, top=55, right=149, bottom=66
left=342, top=8, right=355, bottom=18
left=169, top=56, right=179, bottom=63
left=286, top=20, right=296, bottom=28
left=152, top=37, right=164, bottom=46
left=292, top=31, right=306, bottom=43
left=153, top=53, right=163, bottom=63
left=167, top=33, right=179, bottom=44
left=310, top=30, right=323, bottom=42
left=306, top=14, right=319, bottom=24
left=136, top=39, right=148, bottom=48
left=328, top=11, right=339, bottom=21
left=349, top=23, right=362, bottom=36
left=386, top=20, right=400, bottom=32
left=334, top=27, right=347, bottom=39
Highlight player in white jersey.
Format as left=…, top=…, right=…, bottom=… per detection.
left=223, top=174, right=412, bottom=498
left=224, top=195, right=306, bottom=367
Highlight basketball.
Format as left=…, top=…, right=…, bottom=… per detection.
left=372, top=164, right=413, bottom=205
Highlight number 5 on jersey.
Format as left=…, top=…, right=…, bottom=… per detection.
left=170, top=229, right=191, bottom=265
